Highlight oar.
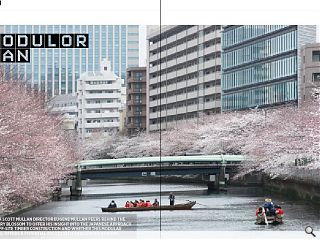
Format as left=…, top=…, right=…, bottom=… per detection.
left=262, top=207, right=268, bottom=225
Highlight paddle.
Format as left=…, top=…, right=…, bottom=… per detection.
left=262, top=207, right=268, bottom=225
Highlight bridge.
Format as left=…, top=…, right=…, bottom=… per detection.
left=69, top=155, right=245, bottom=196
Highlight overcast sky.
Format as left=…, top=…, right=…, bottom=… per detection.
left=139, top=25, right=320, bottom=67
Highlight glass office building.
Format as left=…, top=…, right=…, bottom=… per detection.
left=221, top=25, right=316, bottom=111
left=1, top=25, right=139, bottom=97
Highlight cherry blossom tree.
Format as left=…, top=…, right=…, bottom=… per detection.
left=0, top=79, right=81, bottom=212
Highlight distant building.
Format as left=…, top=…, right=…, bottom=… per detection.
left=1, top=25, right=139, bottom=97
left=147, top=25, right=222, bottom=132
left=119, top=83, right=127, bottom=133
left=126, top=67, right=147, bottom=136
left=299, top=43, right=320, bottom=103
left=47, top=94, right=77, bottom=131
left=77, top=60, right=123, bottom=138
left=221, top=25, right=317, bottom=111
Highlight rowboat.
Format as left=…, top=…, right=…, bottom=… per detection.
left=255, top=214, right=283, bottom=225
left=101, top=201, right=196, bottom=212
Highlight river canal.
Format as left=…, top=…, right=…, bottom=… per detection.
left=18, top=181, right=320, bottom=231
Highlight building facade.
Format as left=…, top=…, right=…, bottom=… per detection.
left=221, top=25, right=317, bottom=111
left=299, top=43, right=320, bottom=103
left=47, top=95, right=78, bottom=131
left=77, top=60, right=123, bottom=138
left=1, top=25, right=139, bottom=97
left=147, top=25, right=222, bottom=132
left=126, top=67, right=147, bottom=136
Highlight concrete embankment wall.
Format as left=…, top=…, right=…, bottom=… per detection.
left=264, top=178, right=320, bottom=205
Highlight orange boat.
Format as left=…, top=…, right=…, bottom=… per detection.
left=101, top=201, right=196, bottom=212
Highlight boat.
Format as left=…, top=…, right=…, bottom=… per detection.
left=101, top=201, right=196, bottom=212
left=255, top=214, right=283, bottom=225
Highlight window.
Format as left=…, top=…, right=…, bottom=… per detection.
left=313, top=73, right=320, bottom=81
left=312, top=51, right=320, bottom=62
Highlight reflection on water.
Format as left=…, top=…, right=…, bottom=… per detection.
left=19, top=181, right=320, bottom=231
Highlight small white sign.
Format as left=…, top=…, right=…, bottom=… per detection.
left=209, top=175, right=216, bottom=181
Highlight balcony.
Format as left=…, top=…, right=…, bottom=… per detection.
left=187, top=65, right=198, bottom=74
left=177, top=81, right=186, bottom=90
left=177, top=106, right=187, bottom=114
left=127, top=77, right=146, bottom=83
left=166, top=95, right=177, bottom=104
left=127, top=110, right=147, bottom=117
left=84, top=93, right=121, bottom=99
left=177, top=43, right=186, bottom=52
left=187, top=91, right=198, bottom=99
left=127, top=99, right=146, bottom=106
left=187, top=77, right=198, bottom=87
left=85, top=102, right=121, bottom=109
left=177, top=68, right=186, bottom=77
left=187, top=26, right=198, bottom=35
left=167, top=71, right=176, bottom=80
left=166, top=108, right=177, bottom=116
left=149, top=112, right=159, bottom=119
left=187, top=104, right=198, bottom=112
left=149, top=53, right=159, bottom=62
left=149, top=76, right=158, bottom=85
left=127, top=88, right=146, bottom=94
left=85, top=122, right=119, bottom=128
left=167, top=46, right=176, bottom=55
left=126, top=122, right=146, bottom=129
left=149, top=42, right=159, bottom=51
left=204, top=31, right=217, bottom=42
left=204, top=45, right=216, bottom=55
left=177, top=94, right=187, bottom=102
left=149, top=124, right=159, bottom=131
left=84, top=83, right=120, bottom=90
left=187, top=51, right=198, bottom=61
left=149, top=99, right=159, bottom=107
left=149, top=65, right=159, bottom=73
left=85, top=112, right=120, bottom=119
left=187, top=38, right=198, bottom=48
left=149, top=88, right=159, bottom=96
left=167, top=59, right=176, bottom=68
left=177, top=55, right=187, bottom=65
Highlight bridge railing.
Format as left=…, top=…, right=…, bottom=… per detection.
left=77, top=155, right=245, bottom=171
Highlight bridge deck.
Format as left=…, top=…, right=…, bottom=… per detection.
left=78, top=155, right=246, bottom=168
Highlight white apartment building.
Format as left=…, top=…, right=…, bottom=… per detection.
left=47, top=94, right=77, bottom=130
left=77, top=60, right=123, bottom=138
left=147, top=25, right=222, bottom=131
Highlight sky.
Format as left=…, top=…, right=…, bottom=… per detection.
left=139, top=25, right=320, bottom=67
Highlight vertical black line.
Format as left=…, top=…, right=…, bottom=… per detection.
left=159, top=0, right=162, bottom=232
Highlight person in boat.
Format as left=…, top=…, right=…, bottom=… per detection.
left=255, top=207, right=263, bottom=217
left=169, top=192, right=175, bottom=206
left=263, top=198, right=276, bottom=216
left=146, top=200, right=152, bottom=207
left=138, top=199, right=145, bottom=207
left=124, top=201, right=130, bottom=208
left=108, top=200, right=117, bottom=208
left=275, top=205, right=284, bottom=216
left=153, top=198, right=159, bottom=207
left=129, top=201, right=135, bottom=208
left=133, top=200, right=139, bottom=207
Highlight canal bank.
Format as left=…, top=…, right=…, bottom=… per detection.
left=264, top=178, right=320, bottom=205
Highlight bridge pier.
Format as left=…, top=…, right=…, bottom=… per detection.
left=207, top=165, right=227, bottom=191
left=70, top=166, right=82, bottom=197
